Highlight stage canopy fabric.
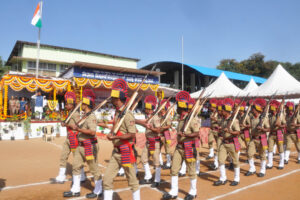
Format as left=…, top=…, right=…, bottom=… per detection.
left=191, top=72, right=246, bottom=98
left=248, top=64, right=300, bottom=98
left=243, top=78, right=258, bottom=92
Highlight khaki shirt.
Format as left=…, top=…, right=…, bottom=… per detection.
left=67, top=111, right=80, bottom=126
left=113, top=109, right=136, bottom=146
left=269, top=114, right=286, bottom=132
left=219, top=117, right=240, bottom=138
left=237, top=113, right=251, bottom=129
left=146, top=114, right=161, bottom=138
left=210, top=112, right=219, bottom=129
left=78, top=113, right=97, bottom=142
left=160, top=114, right=172, bottom=136
left=286, top=113, right=300, bottom=132
left=177, top=116, right=200, bottom=143
left=250, top=115, right=270, bottom=137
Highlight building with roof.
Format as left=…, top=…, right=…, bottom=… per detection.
left=6, top=40, right=140, bottom=77
left=142, top=61, right=266, bottom=92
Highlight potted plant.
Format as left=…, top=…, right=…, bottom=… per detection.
left=23, top=118, right=32, bottom=140
left=9, top=124, right=15, bottom=140
left=36, top=127, right=42, bottom=136
left=0, top=123, right=2, bottom=141
left=56, top=123, right=60, bottom=137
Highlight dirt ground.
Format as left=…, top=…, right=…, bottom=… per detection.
left=0, top=136, right=299, bottom=200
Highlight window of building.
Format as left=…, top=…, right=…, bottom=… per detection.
left=27, top=61, right=57, bottom=72
left=60, top=64, right=69, bottom=73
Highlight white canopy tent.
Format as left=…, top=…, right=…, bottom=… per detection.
left=191, top=72, right=246, bottom=98
left=249, top=64, right=300, bottom=98
left=243, top=78, right=258, bottom=92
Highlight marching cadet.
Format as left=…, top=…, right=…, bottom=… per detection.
left=266, top=100, right=286, bottom=170
left=137, top=95, right=162, bottom=187
left=63, top=89, right=102, bottom=198
left=159, top=99, right=173, bottom=169
left=178, top=98, right=201, bottom=177
left=206, top=99, right=218, bottom=160
left=156, top=88, right=167, bottom=166
left=245, top=98, right=270, bottom=177
left=284, top=102, right=300, bottom=164
left=103, top=79, right=140, bottom=200
left=52, top=91, right=86, bottom=184
left=209, top=99, right=224, bottom=170
left=163, top=91, right=200, bottom=200
left=213, top=98, right=241, bottom=186
left=237, top=100, right=251, bottom=157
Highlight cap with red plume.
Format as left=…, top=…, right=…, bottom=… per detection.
left=270, top=100, right=280, bottom=111
left=210, top=98, right=218, bottom=108
left=64, top=91, right=76, bottom=104
left=111, top=78, right=128, bottom=100
left=217, top=99, right=224, bottom=111
left=239, top=101, right=247, bottom=111
left=160, top=99, right=170, bottom=110
left=234, top=99, right=241, bottom=106
left=144, top=95, right=157, bottom=110
left=82, top=89, right=95, bottom=106
left=286, top=101, right=294, bottom=111
left=253, top=98, right=266, bottom=112
left=188, top=98, right=196, bottom=109
left=223, top=98, right=234, bottom=112
left=176, top=91, right=191, bottom=109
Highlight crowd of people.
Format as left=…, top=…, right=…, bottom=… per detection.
left=43, top=79, right=300, bottom=200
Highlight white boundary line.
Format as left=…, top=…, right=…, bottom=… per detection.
left=207, top=168, right=300, bottom=200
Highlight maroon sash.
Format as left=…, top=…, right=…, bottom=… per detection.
left=277, top=130, right=284, bottom=145
left=244, top=129, right=250, bottom=142
left=82, top=138, right=97, bottom=160
left=117, top=131, right=136, bottom=167
left=67, top=127, right=78, bottom=152
left=260, top=134, right=268, bottom=150
left=297, top=129, right=300, bottom=142
left=233, top=137, right=241, bottom=152
left=184, top=140, right=196, bottom=162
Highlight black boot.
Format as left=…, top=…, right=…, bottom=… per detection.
left=162, top=193, right=177, bottom=199
left=63, top=191, right=80, bottom=197
left=245, top=171, right=256, bottom=176
left=230, top=181, right=239, bottom=186
left=213, top=180, right=227, bottom=186
left=139, top=179, right=152, bottom=185
left=184, top=194, right=197, bottom=200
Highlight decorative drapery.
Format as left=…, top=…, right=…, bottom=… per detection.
left=3, top=75, right=70, bottom=92
left=73, top=77, right=159, bottom=91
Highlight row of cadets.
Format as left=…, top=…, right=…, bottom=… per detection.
left=64, top=89, right=103, bottom=198
left=163, top=91, right=200, bottom=200
left=52, top=91, right=86, bottom=184
left=104, top=78, right=140, bottom=200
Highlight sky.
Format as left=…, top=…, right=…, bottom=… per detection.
left=1, top=0, right=300, bottom=68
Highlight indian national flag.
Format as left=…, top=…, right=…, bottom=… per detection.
left=31, top=2, right=42, bottom=28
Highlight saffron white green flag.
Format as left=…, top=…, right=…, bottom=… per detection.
left=31, top=2, right=42, bottom=28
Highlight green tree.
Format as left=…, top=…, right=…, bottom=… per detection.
left=0, top=56, right=10, bottom=78
left=217, top=53, right=300, bottom=81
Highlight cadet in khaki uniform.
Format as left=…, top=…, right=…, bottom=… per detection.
left=214, top=98, right=241, bottom=186
left=64, top=89, right=102, bottom=198
left=163, top=91, right=200, bottom=200
left=245, top=98, right=270, bottom=177
left=103, top=79, right=140, bottom=200
left=52, top=91, right=86, bottom=184
left=209, top=99, right=224, bottom=170
left=179, top=98, right=201, bottom=177
left=137, top=95, right=162, bottom=187
left=159, top=99, right=173, bottom=169
left=237, top=101, right=251, bottom=148
left=266, top=100, right=286, bottom=170
left=207, top=98, right=219, bottom=160
left=284, top=102, right=300, bottom=164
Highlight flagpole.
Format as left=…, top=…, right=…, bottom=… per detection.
left=181, top=36, right=184, bottom=90
left=35, top=1, right=43, bottom=79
